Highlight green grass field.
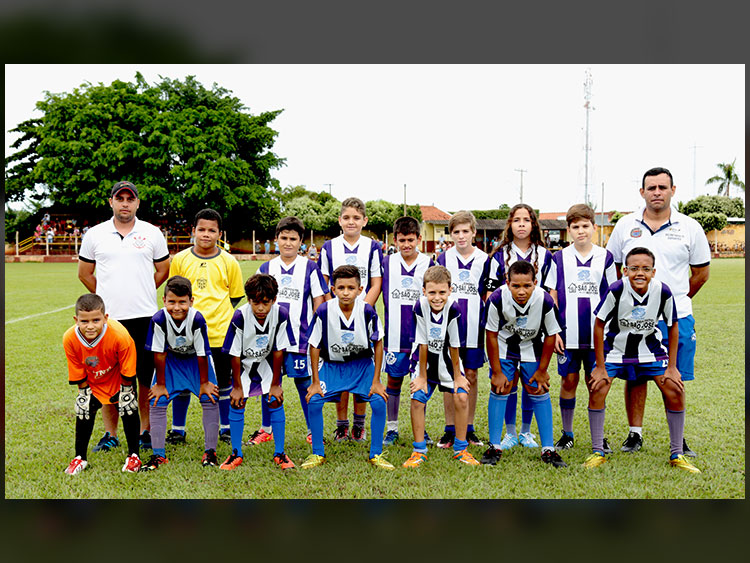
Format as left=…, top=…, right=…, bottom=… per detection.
left=4, top=259, right=745, bottom=498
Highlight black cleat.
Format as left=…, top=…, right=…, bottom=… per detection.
left=166, top=429, right=187, bottom=445
left=555, top=431, right=574, bottom=450
left=602, top=437, right=613, bottom=454
left=466, top=430, right=484, bottom=446
left=541, top=449, right=568, bottom=468
left=480, top=446, right=502, bottom=465
left=620, top=431, right=642, bottom=453
left=436, top=431, right=455, bottom=449
left=682, top=438, right=697, bottom=458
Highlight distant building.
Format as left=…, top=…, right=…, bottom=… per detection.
left=420, top=205, right=452, bottom=252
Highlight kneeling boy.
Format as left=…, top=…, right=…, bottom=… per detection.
left=403, top=265, right=479, bottom=467
left=142, top=276, right=221, bottom=471
left=63, top=294, right=142, bottom=474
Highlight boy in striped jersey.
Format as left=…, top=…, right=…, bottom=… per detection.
left=257, top=216, right=329, bottom=445
left=585, top=247, right=700, bottom=473
left=544, top=204, right=617, bottom=451
left=381, top=216, right=434, bottom=446
left=483, top=260, right=567, bottom=468
left=319, top=198, right=383, bottom=443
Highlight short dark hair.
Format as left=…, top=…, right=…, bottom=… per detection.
left=423, top=265, right=451, bottom=287
left=507, top=260, right=536, bottom=281
left=75, top=293, right=106, bottom=315
left=165, top=275, right=193, bottom=298
left=393, top=216, right=421, bottom=238
left=244, top=273, right=278, bottom=302
left=566, top=203, right=595, bottom=226
left=331, top=265, right=360, bottom=286
left=275, top=216, right=305, bottom=238
left=194, top=208, right=222, bottom=230
left=642, top=167, right=673, bottom=189
left=625, top=247, right=656, bottom=267
left=340, top=197, right=366, bottom=217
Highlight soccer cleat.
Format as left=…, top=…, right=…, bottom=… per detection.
left=682, top=438, right=697, bottom=458
left=452, top=449, right=480, bottom=466
left=402, top=451, right=428, bottom=468
left=368, top=454, right=395, bottom=470
left=246, top=429, right=273, bottom=446
left=383, top=430, right=399, bottom=446
left=141, top=454, right=169, bottom=472
left=220, top=452, right=243, bottom=470
left=92, top=432, right=120, bottom=452
left=499, top=433, right=519, bottom=450
left=519, top=431, right=539, bottom=448
left=219, top=429, right=232, bottom=444
left=620, top=431, right=643, bottom=453
left=424, top=431, right=434, bottom=446
left=602, top=437, right=613, bottom=454
left=436, top=431, right=455, bottom=449
left=582, top=452, right=607, bottom=468
left=670, top=454, right=701, bottom=474
left=306, top=431, right=313, bottom=445
left=541, top=449, right=567, bottom=468
left=273, top=452, right=296, bottom=470
left=333, top=425, right=350, bottom=442
left=351, top=425, right=366, bottom=442
left=300, top=454, right=326, bottom=469
left=201, top=449, right=219, bottom=467
left=64, top=456, right=88, bottom=475
left=139, top=430, right=152, bottom=451
left=121, top=453, right=142, bottom=473
left=166, top=429, right=187, bottom=445
left=466, top=430, right=484, bottom=446
left=480, top=446, right=502, bottom=466
left=555, top=432, right=575, bottom=450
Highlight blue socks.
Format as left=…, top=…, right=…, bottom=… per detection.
left=308, top=395, right=326, bottom=456
left=228, top=404, right=246, bottom=457
left=268, top=398, right=286, bottom=456
left=520, top=388, right=534, bottom=433
left=368, top=395, right=386, bottom=458
left=294, top=377, right=312, bottom=429
left=453, top=437, right=468, bottom=453
left=488, top=391, right=509, bottom=448
left=412, top=440, right=427, bottom=454
left=528, top=392, right=553, bottom=448
left=504, top=387, right=518, bottom=435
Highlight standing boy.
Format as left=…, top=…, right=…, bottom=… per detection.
left=168, top=209, right=245, bottom=445
left=220, top=274, right=297, bottom=470
left=483, top=260, right=567, bottom=468
left=301, top=265, right=392, bottom=470
left=63, top=294, right=142, bottom=474
left=402, top=266, right=479, bottom=467
left=381, top=216, right=434, bottom=446
left=584, top=247, right=700, bottom=473
left=141, top=276, right=221, bottom=471
left=258, top=216, right=329, bottom=445
left=319, top=198, right=383, bottom=442
left=436, top=210, right=489, bottom=448
left=544, top=204, right=617, bottom=451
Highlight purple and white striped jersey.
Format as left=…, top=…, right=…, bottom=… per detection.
left=259, top=255, right=329, bottom=354
left=222, top=304, right=295, bottom=394
left=382, top=252, right=434, bottom=353
left=544, top=245, right=617, bottom=350
left=411, top=296, right=462, bottom=386
left=319, top=234, right=383, bottom=297
left=485, top=285, right=563, bottom=362
left=437, top=246, right=489, bottom=349
left=146, top=307, right=211, bottom=357
left=485, top=242, right=553, bottom=292
left=594, top=278, right=677, bottom=364
left=307, top=298, right=383, bottom=363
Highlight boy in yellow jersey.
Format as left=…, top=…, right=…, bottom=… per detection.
left=168, top=208, right=245, bottom=445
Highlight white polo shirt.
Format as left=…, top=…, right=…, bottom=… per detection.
left=606, top=206, right=711, bottom=319
left=78, top=217, right=169, bottom=321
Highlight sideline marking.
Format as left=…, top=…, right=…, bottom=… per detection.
left=5, top=304, right=75, bottom=325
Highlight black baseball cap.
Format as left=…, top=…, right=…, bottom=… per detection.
left=111, top=181, right=139, bottom=198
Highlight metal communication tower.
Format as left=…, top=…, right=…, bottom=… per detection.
left=583, top=69, right=593, bottom=206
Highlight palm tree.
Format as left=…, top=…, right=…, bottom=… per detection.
left=705, top=159, right=745, bottom=197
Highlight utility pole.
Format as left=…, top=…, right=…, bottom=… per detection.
left=403, top=183, right=407, bottom=216
left=600, top=181, right=605, bottom=246
left=324, top=183, right=332, bottom=195
left=514, top=168, right=527, bottom=203
left=583, top=68, right=594, bottom=206
left=690, top=143, right=703, bottom=198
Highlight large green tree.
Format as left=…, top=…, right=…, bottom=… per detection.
left=678, top=195, right=744, bottom=218
left=5, top=73, right=285, bottom=239
left=705, top=159, right=745, bottom=197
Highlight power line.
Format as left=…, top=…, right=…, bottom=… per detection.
left=514, top=168, right=527, bottom=203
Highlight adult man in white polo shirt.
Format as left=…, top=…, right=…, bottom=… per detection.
left=606, top=167, right=710, bottom=457
left=78, top=181, right=170, bottom=453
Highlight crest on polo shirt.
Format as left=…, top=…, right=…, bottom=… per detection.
left=630, top=227, right=642, bottom=238
left=132, top=235, right=147, bottom=248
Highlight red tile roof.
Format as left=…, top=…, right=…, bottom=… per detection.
left=420, top=205, right=452, bottom=222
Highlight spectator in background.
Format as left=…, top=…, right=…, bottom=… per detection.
left=265, top=240, right=271, bottom=254
left=308, top=243, right=318, bottom=261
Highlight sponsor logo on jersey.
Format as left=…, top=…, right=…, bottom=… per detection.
left=517, top=316, right=528, bottom=327
left=391, top=288, right=421, bottom=301
left=429, top=327, right=442, bottom=339
left=630, top=227, right=642, bottom=238
left=279, top=287, right=301, bottom=301
left=619, top=306, right=655, bottom=331
left=175, top=336, right=187, bottom=347
left=197, top=278, right=207, bottom=289
left=132, top=235, right=147, bottom=249
left=401, top=277, right=414, bottom=288
left=346, top=255, right=358, bottom=265
left=567, top=281, right=599, bottom=295
left=458, top=270, right=471, bottom=282
left=341, top=331, right=355, bottom=344
left=85, top=356, right=99, bottom=368
left=256, top=335, right=270, bottom=348
left=577, top=270, right=591, bottom=281
left=631, top=306, right=646, bottom=319
left=281, top=275, right=293, bottom=286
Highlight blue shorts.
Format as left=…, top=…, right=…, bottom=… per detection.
left=499, top=359, right=541, bottom=389
left=557, top=349, right=596, bottom=377
left=604, top=360, right=667, bottom=381
left=460, top=347, right=486, bottom=370
left=150, top=353, right=219, bottom=407
left=318, top=356, right=375, bottom=401
left=410, top=377, right=469, bottom=404
left=383, top=351, right=411, bottom=378
left=657, top=316, right=696, bottom=381
left=284, top=352, right=311, bottom=378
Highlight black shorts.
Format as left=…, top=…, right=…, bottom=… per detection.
left=211, top=347, right=232, bottom=389
left=119, top=316, right=155, bottom=388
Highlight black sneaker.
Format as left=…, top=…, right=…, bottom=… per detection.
left=351, top=425, right=366, bottom=442
left=620, top=431, right=643, bottom=453
left=201, top=449, right=219, bottom=467
left=682, top=438, right=697, bottom=458
left=219, top=430, right=232, bottom=444
left=141, top=454, right=169, bottom=471
left=555, top=431, right=574, bottom=450
left=466, top=430, right=484, bottom=446
left=480, top=446, right=502, bottom=465
left=92, top=432, right=120, bottom=452
left=602, top=437, right=613, bottom=454
left=166, top=429, right=187, bottom=445
left=541, top=449, right=568, bottom=468
left=424, top=431, right=434, bottom=446
left=139, top=430, right=152, bottom=451
left=436, top=431, right=455, bottom=449
left=333, top=425, right=350, bottom=442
